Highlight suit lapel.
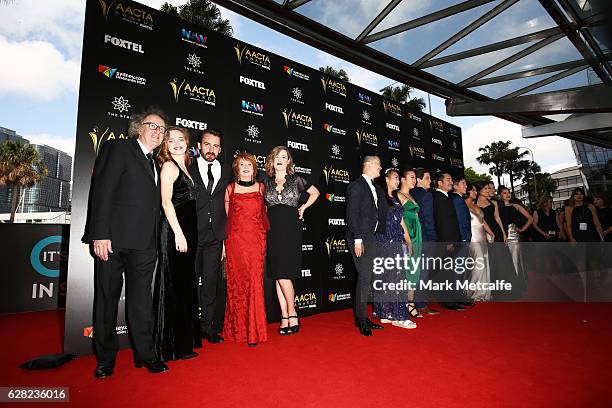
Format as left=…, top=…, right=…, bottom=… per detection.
left=360, top=176, right=376, bottom=208
left=129, top=138, right=156, bottom=185
left=189, top=159, right=205, bottom=189
left=211, top=163, right=228, bottom=196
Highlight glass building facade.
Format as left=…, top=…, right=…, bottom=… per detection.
left=571, top=141, right=612, bottom=195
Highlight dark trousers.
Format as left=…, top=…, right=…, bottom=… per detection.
left=349, top=239, right=377, bottom=323
left=415, top=241, right=433, bottom=308
left=196, top=228, right=226, bottom=335
left=430, top=243, right=463, bottom=303
left=93, top=246, right=157, bottom=365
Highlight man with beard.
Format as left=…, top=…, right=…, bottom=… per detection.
left=189, top=130, right=232, bottom=343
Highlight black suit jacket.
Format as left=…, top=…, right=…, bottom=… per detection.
left=346, top=176, right=388, bottom=244
left=83, top=138, right=160, bottom=250
left=189, top=158, right=232, bottom=242
left=432, top=190, right=461, bottom=243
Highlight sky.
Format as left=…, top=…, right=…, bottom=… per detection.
left=0, top=0, right=578, bottom=185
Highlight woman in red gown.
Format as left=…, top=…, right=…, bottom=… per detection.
left=223, top=152, right=269, bottom=345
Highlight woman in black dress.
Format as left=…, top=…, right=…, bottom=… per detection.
left=264, top=146, right=319, bottom=335
left=153, top=127, right=202, bottom=361
left=475, top=182, right=521, bottom=300
left=532, top=196, right=562, bottom=241
left=565, top=188, right=603, bottom=243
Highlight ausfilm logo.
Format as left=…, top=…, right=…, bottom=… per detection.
left=241, top=100, right=264, bottom=116
left=176, top=117, right=207, bottom=131
left=430, top=118, right=444, bottom=133
left=323, top=165, right=350, bottom=184
left=386, top=122, right=400, bottom=132
left=323, top=122, right=346, bottom=136
left=234, top=44, right=271, bottom=70
left=355, top=129, right=378, bottom=146
left=295, top=165, right=312, bottom=175
left=89, top=126, right=127, bottom=155
left=282, top=108, right=313, bottom=130
left=328, top=218, right=346, bottom=226
left=358, top=92, right=372, bottom=105
left=408, top=144, right=426, bottom=160
left=98, top=1, right=154, bottom=30
left=383, top=100, right=401, bottom=117
left=170, top=78, right=216, bottom=105
left=283, top=65, right=310, bottom=81
left=181, top=28, right=207, bottom=48
left=329, top=293, right=351, bottom=302
left=287, top=140, right=309, bottom=152
left=184, top=53, right=204, bottom=75
left=321, top=77, right=347, bottom=97
left=432, top=153, right=445, bottom=162
left=325, top=193, right=346, bottom=203
left=104, top=34, right=144, bottom=53
left=432, top=137, right=443, bottom=146
left=240, top=76, right=266, bottom=90
left=98, top=65, right=146, bottom=86
left=325, top=102, right=344, bottom=114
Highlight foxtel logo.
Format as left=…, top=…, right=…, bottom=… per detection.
left=176, top=117, right=207, bottom=130
left=432, top=137, right=443, bottom=146
left=386, top=122, right=400, bottom=132
left=104, top=34, right=144, bottom=53
left=325, top=103, right=344, bottom=114
left=239, top=75, right=266, bottom=89
left=287, top=140, right=309, bottom=151
left=328, top=218, right=346, bottom=226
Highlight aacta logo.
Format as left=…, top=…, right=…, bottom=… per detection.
left=408, top=144, right=426, bottom=159
left=321, top=77, right=347, bottom=97
left=283, top=65, right=310, bottom=80
left=383, top=100, right=401, bottom=116
left=355, top=129, right=378, bottom=146
left=294, top=292, right=317, bottom=308
left=98, top=1, right=154, bottom=29
left=89, top=126, right=127, bottom=154
left=181, top=28, right=207, bottom=48
left=170, top=78, right=216, bottom=105
left=324, top=237, right=348, bottom=256
left=282, top=108, right=313, bottom=130
left=104, top=34, right=144, bottom=53
left=430, top=118, right=444, bottom=132
left=234, top=149, right=267, bottom=169
left=234, top=44, right=271, bottom=70
left=323, top=165, right=350, bottom=184
left=241, top=100, right=264, bottom=116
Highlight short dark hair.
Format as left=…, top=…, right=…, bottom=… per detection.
left=400, top=167, right=415, bottom=179
left=128, top=106, right=168, bottom=138
left=414, top=167, right=430, bottom=181
left=453, top=176, right=466, bottom=185
left=435, top=172, right=450, bottom=186
left=201, top=128, right=223, bottom=145
left=497, top=185, right=510, bottom=195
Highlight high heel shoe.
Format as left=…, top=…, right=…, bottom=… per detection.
left=279, top=317, right=290, bottom=335
left=288, top=315, right=300, bottom=334
left=408, top=303, right=423, bottom=318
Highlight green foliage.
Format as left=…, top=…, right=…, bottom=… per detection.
left=161, top=0, right=233, bottom=37
left=318, top=66, right=350, bottom=82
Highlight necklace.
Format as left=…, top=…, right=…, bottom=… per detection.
left=237, top=179, right=255, bottom=187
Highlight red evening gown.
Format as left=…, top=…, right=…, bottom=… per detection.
left=223, top=182, right=269, bottom=344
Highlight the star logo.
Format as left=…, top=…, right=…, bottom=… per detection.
left=331, top=144, right=340, bottom=156
left=187, top=53, right=201, bottom=68
left=111, top=96, right=130, bottom=113
left=246, top=124, right=259, bottom=138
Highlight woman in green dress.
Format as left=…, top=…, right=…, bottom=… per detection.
left=396, top=168, right=422, bottom=323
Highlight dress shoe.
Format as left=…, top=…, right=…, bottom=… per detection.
left=417, top=306, right=440, bottom=316
left=134, top=360, right=169, bottom=373
left=392, top=319, right=417, bottom=329
left=179, top=352, right=198, bottom=360
left=94, top=363, right=114, bottom=379
left=366, top=319, right=384, bottom=330
left=357, top=322, right=372, bottom=336
left=203, top=332, right=224, bottom=343
left=288, top=315, right=300, bottom=334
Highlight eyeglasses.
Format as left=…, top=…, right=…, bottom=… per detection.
left=142, top=122, right=167, bottom=134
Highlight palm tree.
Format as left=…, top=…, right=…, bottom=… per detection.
left=464, top=167, right=492, bottom=185
left=477, top=141, right=511, bottom=186
left=318, top=66, right=350, bottom=82
left=0, top=141, right=47, bottom=222
left=381, top=84, right=426, bottom=111
left=161, top=0, right=233, bottom=37
left=504, top=147, right=530, bottom=193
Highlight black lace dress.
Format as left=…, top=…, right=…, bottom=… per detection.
left=153, top=161, right=202, bottom=360
left=263, top=174, right=311, bottom=279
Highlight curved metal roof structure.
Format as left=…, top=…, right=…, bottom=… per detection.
left=214, top=0, right=612, bottom=147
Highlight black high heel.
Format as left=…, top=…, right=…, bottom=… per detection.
left=408, top=303, right=422, bottom=318
left=279, top=317, right=290, bottom=335
left=288, top=315, right=300, bottom=334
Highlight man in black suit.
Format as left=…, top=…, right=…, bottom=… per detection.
left=85, top=107, right=169, bottom=378
left=346, top=155, right=388, bottom=336
left=432, top=172, right=465, bottom=311
left=188, top=129, right=232, bottom=343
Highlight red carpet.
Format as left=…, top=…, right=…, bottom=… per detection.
left=1, top=303, right=611, bottom=407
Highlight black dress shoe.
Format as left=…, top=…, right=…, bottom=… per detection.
left=204, top=332, right=224, bottom=343
left=358, top=322, right=372, bottom=336
left=366, top=319, right=384, bottom=330
left=179, top=352, right=198, bottom=360
left=134, top=360, right=169, bottom=373
left=94, top=363, right=114, bottom=379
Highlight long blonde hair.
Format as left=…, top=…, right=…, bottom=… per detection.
left=156, top=126, right=192, bottom=167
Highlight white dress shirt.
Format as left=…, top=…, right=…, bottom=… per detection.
left=197, top=156, right=221, bottom=192
left=436, top=188, right=449, bottom=197
left=355, top=174, right=378, bottom=245
left=137, top=139, right=158, bottom=185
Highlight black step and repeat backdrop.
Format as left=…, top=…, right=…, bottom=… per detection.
left=65, top=0, right=464, bottom=355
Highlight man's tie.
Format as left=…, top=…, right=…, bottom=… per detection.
left=146, top=153, right=155, bottom=178
left=206, top=163, right=214, bottom=195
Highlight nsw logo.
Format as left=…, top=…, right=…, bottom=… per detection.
left=241, top=100, right=264, bottom=116
left=181, top=28, right=207, bottom=48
